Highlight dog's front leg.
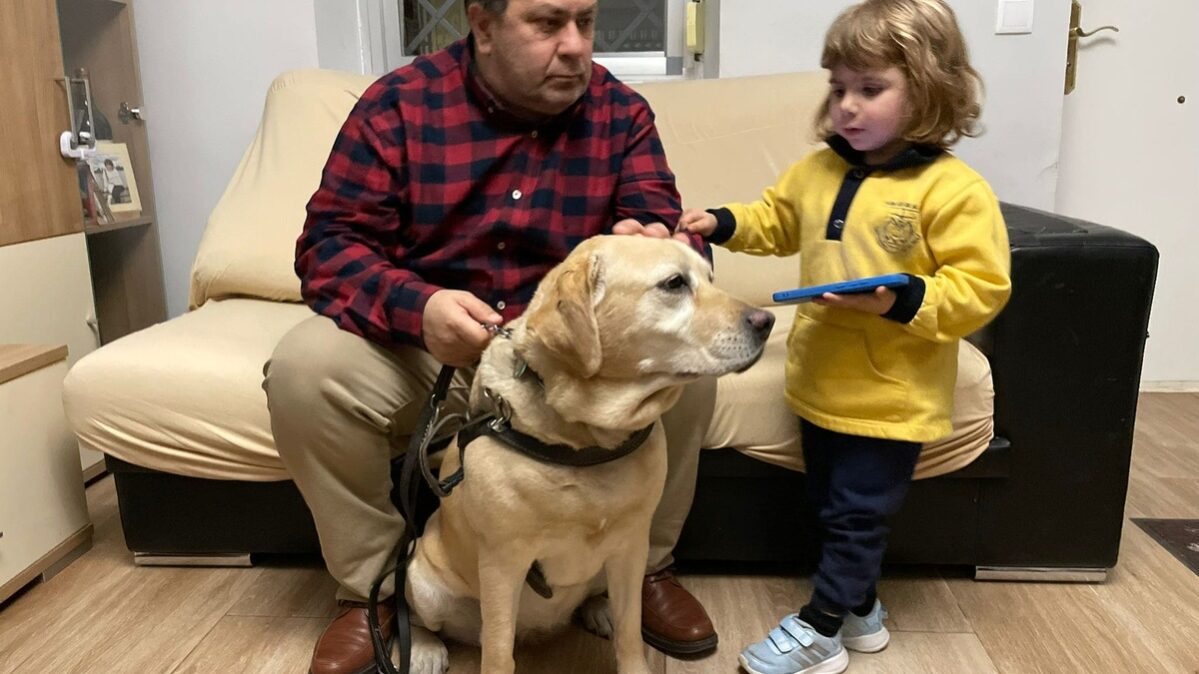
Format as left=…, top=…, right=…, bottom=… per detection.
left=477, top=554, right=527, bottom=674
left=605, top=537, right=653, bottom=674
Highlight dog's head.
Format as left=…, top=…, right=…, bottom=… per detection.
left=520, top=235, right=774, bottom=382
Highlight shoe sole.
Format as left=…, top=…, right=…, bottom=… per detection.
left=641, top=627, right=718, bottom=658
left=842, top=626, right=890, bottom=653
left=738, top=647, right=849, bottom=674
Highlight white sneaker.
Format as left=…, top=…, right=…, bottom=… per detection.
left=841, top=600, right=890, bottom=653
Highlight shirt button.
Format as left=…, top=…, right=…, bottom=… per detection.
left=531, top=130, right=539, bottom=139
left=488, top=106, right=495, bottom=114
left=852, top=169, right=866, bottom=180
left=496, top=301, right=507, bottom=311
left=512, top=189, right=523, bottom=200
left=833, top=219, right=845, bottom=229
left=497, top=242, right=506, bottom=250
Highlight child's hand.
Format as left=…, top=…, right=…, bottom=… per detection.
left=676, top=209, right=718, bottom=238
left=814, top=286, right=898, bottom=316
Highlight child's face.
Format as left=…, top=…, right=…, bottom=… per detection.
left=827, top=64, right=909, bottom=164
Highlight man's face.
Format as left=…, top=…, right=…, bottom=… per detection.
left=471, top=0, right=597, bottom=117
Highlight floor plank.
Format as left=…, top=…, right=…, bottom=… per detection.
left=170, top=616, right=327, bottom=674
left=3, top=393, right=1199, bottom=673
left=845, top=632, right=999, bottom=674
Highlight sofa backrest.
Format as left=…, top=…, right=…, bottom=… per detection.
left=190, top=68, right=827, bottom=309
left=189, top=69, right=376, bottom=309
left=636, top=72, right=826, bottom=304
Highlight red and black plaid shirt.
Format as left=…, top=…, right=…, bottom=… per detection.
left=297, top=38, right=702, bottom=350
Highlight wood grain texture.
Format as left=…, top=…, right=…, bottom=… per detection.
left=0, top=0, right=82, bottom=247
left=2, top=394, right=1198, bottom=674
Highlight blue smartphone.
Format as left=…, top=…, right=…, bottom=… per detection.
left=772, top=273, right=909, bottom=304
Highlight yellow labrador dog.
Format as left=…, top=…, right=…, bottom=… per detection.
left=405, top=235, right=774, bottom=674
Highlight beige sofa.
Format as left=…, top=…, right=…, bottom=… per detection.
left=62, top=68, right=996, bottom=562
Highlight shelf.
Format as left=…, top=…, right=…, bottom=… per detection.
left=0, top=344, right=68, bottom=386
left=84, top=214, right=152, bottom=235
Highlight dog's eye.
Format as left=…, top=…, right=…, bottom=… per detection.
left=659, top=274, right=689, bottom=292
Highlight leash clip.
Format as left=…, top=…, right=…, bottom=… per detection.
left=483, top=322, right=513, bottom=339
left=481, top=387, right=513, bottom=431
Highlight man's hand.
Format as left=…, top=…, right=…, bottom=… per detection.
left=676, top=209, right=718, bottom=238
left=422, top=290, right=503, bottom=367
left=813, top=286, right=898, bottom=316
left=612, top=218, right=693, bottom=244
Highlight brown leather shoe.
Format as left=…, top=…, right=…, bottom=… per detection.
left=309, top=600, right=396, bottom=674
left=641, top=567, right=718, bottom=657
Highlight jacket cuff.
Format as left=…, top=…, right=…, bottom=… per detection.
left=707, top=208, right=737, bottom=245
left=882, top=274, right=925, bottom=324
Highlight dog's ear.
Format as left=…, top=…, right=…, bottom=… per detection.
left=527, top=252, right=602, bottom=378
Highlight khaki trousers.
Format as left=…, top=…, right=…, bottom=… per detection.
left=263, top=315, right=715, bottom=602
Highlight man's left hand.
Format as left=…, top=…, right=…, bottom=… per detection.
left=613, top=218, right=693, bottom=245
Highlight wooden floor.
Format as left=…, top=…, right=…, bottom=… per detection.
left=3, top=393, right=1199, bottom=673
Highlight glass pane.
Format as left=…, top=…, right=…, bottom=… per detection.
left=398, top=0, right=667, bottom=56
left=596, top=0, right=665, bottom=53
left=401, top=0, right=469, bottom=56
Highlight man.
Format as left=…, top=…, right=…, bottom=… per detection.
left=262, top=1, right=718, bottom=673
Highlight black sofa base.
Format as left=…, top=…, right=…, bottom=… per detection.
left=107, top=438, right=1095, bottom=576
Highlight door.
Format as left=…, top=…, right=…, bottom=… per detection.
left=1056, top=0, right=1199, bottom=385
left=0, top=0, right=82, bottom=246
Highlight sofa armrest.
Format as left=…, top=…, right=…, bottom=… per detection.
left=966, top=203, right=1159, bottom=567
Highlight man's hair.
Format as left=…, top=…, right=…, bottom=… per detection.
left=465, top=0, right=508, bottom=14
left=813, top=0, right=983, bottom=148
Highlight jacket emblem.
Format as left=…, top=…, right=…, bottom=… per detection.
left=875, top=202, right=921, bottom=254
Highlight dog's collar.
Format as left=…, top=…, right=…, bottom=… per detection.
left=457, top=416, right=654, bottom=467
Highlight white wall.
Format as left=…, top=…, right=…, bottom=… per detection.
left=716, top=1, right=1071, bottom=211
left=133, top=0, right=320, bottom=317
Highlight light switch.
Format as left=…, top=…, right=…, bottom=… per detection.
left=996, top=0, right=1034, bottom=34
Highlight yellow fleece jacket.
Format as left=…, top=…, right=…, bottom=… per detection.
left=718, top=141, right=1011, bottom=442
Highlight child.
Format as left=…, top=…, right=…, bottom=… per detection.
left=677, top=1, right=1012, bottom=672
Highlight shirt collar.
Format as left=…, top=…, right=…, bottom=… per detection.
left=826, top=134, right=943, bottom=172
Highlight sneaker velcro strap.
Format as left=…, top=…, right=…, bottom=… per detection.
left=768, top=625, right=799, bottom=652
left=779, top=616, right=817, bottom=647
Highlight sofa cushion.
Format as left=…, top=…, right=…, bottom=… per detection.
left=634, top=72, right=827, bottom=306
left=63, top=299, right=315, bottom=481
left=704, top=308, right=995, bottom=480
left=189, top=70, right=376, bottom=309
left=64, top=298, right=990, bottom=484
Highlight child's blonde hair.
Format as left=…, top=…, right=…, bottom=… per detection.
left=814, top=0, right=982, bottom=148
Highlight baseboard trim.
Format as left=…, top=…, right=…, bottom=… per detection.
left=0, top=523, right=94, bottom=605
left=1140, top=381, right=1199, bottom=393
left=132, top=552, right=253, bottom=567
left=975, top=565, right=1107, bottom=583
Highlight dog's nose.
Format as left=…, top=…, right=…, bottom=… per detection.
left=744, top=309, right=775, bottom=340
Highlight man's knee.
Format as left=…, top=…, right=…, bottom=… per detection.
left=264, top=316, right=356, bottom=407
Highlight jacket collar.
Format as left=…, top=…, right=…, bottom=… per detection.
left=827, top=134, right=943, bottom=172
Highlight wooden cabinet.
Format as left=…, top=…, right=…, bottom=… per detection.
left=58, top=0, right=168, bottom=343
left=0, top=345, right=93, bottom=605
left=1, top=0, right=168, bottom=478
left=0, top=0, right=81, bottom=246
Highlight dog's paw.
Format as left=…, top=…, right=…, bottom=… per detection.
left=576, top=594, right=614, bottom=639
left=407, top=625, right=449, bottom=674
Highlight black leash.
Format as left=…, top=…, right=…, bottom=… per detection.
left=368, top=364, right=458, bottom=674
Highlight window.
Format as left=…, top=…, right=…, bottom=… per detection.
left=388, top=0, right=690, bottom=78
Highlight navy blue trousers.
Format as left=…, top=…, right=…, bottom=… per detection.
left=802, top=418, right=921, bottom=614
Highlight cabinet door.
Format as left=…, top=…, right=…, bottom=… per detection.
left=0, top=0, right=83, bottom=247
